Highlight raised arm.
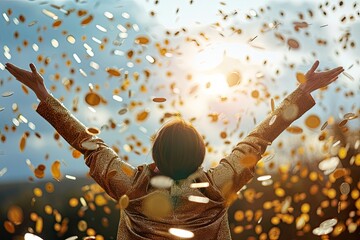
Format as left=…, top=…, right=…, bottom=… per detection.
left=207, top=61, right=344, bottom=202
left=5, top=63, right=135, bottom=200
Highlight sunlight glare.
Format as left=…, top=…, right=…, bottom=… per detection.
left=193, top=45, right=224, bottom=71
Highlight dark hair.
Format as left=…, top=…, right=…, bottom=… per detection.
left=152, top=118, right=206, bottom=180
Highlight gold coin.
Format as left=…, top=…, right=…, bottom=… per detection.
left=52, top=19, right=62, bottom=28
left=338, top=119, right=348, bottom=127
left=81, top=15, right=93, bottom=26
left=85, top=92, right=101, bottom=106
left=227, top=72, right=241, bottom=87
left=4, top=221, right=15, bottom=233
left=135, top=36, right=150, bottom=45
left=19, top=134, right=26, bottom=152
left=343, top=112, right=357, bottom=120
left=51, top=160, right=61, bottom=180
left=118, top=108, right=128, bottom=115
left=86, top=127, right=100, bottom=135
left=332, top=168, right=346, bottom=179
left=296, top=72, right=307, bottom=83
left=106, top=68, right=121, bottom=76
left=152, top=97, right=166, bottom=103
left=286, top=126, right=303, bottom=134
left=251, top=90, right=260, bottom=98
left=287, top=38, right=300, bottom=49
left=2, top=91, right=14, bottom=97
left=7, top=205, right=23, bottom=225
left=142, top=192, right=172, bottom=219
left=305, top=114, right=321, bottom=128
left=136, top=110, right=149, bottom=122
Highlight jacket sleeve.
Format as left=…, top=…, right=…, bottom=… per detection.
left=207, top=87, right=316, bottom=201
left=36, top=94, right=136, bottom=200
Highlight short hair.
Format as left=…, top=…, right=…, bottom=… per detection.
left=152, top=118, right=206, bottom=180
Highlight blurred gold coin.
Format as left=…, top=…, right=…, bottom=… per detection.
left=287, top=38, right=299, bottom=49
left=142, top=192, right=172, bottom=219
left=296, top=72, right=307, bottom=83
left=4, top=221, right=15, bottom=233
left=81, top=15, right=93, bottom=26
left=51, top=160, right=61, bottom=180
left=305, top=114, right=320, bottom=128
left=106, top=68, right=121, bottom=76
left=152, top=97, right=166, bottom=103
left=7, top=205, right=23, bottom=225
left=85, top=92, right=101, bottom=106
left=136, top=110, right=149, bottom=122
left=135, top=36, right=150, bottom=45
left=286, top=126, right=303, bottom=134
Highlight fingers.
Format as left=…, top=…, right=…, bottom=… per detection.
left=5, top=67, right=22, bottom=80
left=320, top=67, right=344, bottom=80
left=328, top=68, right=344, bottom=79
left=309, top=60, right=320, bottom=73
left=330, top=76, right=338, bottom=83
left=5, top=63, right=19, bottom=71
left=29, top=63, right=37, bottom=74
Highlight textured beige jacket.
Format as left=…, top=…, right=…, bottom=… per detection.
left=36, top=87, right=315, bottom=239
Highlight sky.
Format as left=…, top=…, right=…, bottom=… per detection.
left=0, top=0, right=359, bottom=182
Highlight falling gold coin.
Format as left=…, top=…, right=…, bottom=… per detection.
left=150, top=175, right=174, bottom=189
left=134, top=36, right=150, bottom=45
left=95, top=194, right=107, bottom=206
left=270, top=98, right=275, bottom=112
left=305, top=114, right=321, bottom=129
left=338, top=119, right=348, bottom=127
left=86, top=127, right=100, bottom=135
left=168, top=228, right=194, bottom=239
left=343, top=112, right=357, bottom=120
left=2, top=91, right=14, bottom=97
left=340, top=182, right=350, bottom=195
left=81, top=15, right=93, bottom=26
left=51, top=160, right=61, bottom=180
left=227, top=72, right=241, bottom=87
left=152, top=97, right=166, bottom=103
left=142, top=192, right=172, bottom=219
left=251, top=90, right=260, bottom=98
left=19, top=134, right=26, bottom=152
left=4, top=220, right=15, bottom=233
left=287, top=38, right=300, bottom=49
left=106, top=68, right=121, bottom=76
left=66, top=35, right=76, bottom=44
left=85, top=92, right=101, bottom=106
left=286, top=126, right=303, bottom=134
left=332, top=168, right=346, bottom=179
left=296, top=72, right=307, bottom=83
left=136, top=109, right=149, bottom=122
left=52, top=19, right=62, bottom=28
left=293, top=21, right=309, bottom=28
left=34, top=168, right=45, bottom=179
left=118, top=108, right=128, bottom=115
left=7, top=205, right=23, bottom=225
left=320, top=121, right=328, bottom=130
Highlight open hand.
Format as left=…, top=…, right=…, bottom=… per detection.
left=5, top=63, right=49, bottom=101
left=300, top=60, right=344, bottom=93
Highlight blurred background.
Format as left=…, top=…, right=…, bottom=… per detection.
left=0, top=0, right=359, bottom=239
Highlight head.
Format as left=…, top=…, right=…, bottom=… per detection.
left=152, top=118, right=206, bottom=180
